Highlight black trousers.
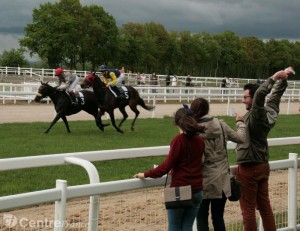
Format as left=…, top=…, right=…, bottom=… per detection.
left=196, top=192, right=227, bottom=231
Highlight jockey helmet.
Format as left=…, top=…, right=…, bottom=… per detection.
left=85, top=73, right=95, bottom=86
left=55, top=67, right=64, bottom=76
left=99, top=65, right=107, bottom=72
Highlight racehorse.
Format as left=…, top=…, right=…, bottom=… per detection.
left=80, top=72, right=155, bottom=133
left=34, top=82, right=108, bottom=133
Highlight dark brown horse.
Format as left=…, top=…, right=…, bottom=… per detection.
left=34, top=82, right=108, bottom=133
left=80, top=72, right=155, bottom=133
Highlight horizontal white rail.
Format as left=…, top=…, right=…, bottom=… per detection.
left=1, top=66, right=300, bottom=88
left=1, top=137, right=299, bottom=171
left=0, top=188, right=61, bottom=210
left=0, top=137, right=299, bottom=231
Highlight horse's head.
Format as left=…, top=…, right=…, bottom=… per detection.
left=81, top=72, right=96, bottom=89
left=34, top=82, right=55, bottom=102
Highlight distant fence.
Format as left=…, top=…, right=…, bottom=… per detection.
left=1, top=66, right=300, bottom=89
left=0, top=137, right=299, bottom=231
left=1, top=82, right=300, bottom=116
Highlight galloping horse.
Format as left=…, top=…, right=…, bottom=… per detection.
left=35, top=82, right=108, bottom=133
left=80, top=72, right=155, bottom=133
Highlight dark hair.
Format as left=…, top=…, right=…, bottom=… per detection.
left=190, top=98, right=209, bottom=120
left=243, top=83, right=260, bottom=98
left=174, top=108, right=204, bottom=136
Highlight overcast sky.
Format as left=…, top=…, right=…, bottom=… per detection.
left=1, top=0, right=299, bottom=60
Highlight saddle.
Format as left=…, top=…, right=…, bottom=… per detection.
left=119, top=86, right=129, bottom=99
left=108, top=86, right=129, bottom=99
left=66, top=91, right=85, bottom=105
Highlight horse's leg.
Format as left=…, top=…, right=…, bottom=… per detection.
left=128, top=105, right=140, bottom=131
left=118, top=106, right=128, bottom=128
left=44, top=114, right=64, bottom=133
left=61, top=115, right=71, bottom=133
left=108, top=110, right=124, bottom=133
left=96, top=109, right=110, bottom=132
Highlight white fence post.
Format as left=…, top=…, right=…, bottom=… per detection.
left=152, top=97, right=156, bottom=118
left=288, top=153, right=298, bottom=230
left=54, top=180, right=67, bottom=231
left=64, top=157, right=100, bottom=231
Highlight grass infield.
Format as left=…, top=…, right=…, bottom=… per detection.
left=0, top=115, right=299, bottom=196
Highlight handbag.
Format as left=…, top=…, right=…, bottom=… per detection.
left=164, top=185, right=193, bottom=209
left=219, top=120, right=241, bottom=202
left=228, top=176, right=241, bottom=201
left=163, top=143, right=193, bottom=209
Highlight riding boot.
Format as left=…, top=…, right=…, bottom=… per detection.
left=68, top=91, right=78, bottom=105
left=113, top=86, right=125, bottom=100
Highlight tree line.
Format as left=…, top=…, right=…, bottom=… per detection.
left=1, top=0, right=299, bottom=80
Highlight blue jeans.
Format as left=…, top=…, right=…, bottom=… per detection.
left=196, top=192, right=227, bottom=231
left=167, top=190, right=203, bottom=231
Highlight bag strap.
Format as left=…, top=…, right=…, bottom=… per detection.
left=164, top=141, right=191, bottom=187
left=218, top=120, right=231, bottom=174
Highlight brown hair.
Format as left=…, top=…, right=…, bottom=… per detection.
left=190, top=98, right=209, bottom=120
left=174, top=108, right=204, bottom=136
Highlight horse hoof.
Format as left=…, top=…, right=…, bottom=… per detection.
left=131, top=127, right=134, bottom=131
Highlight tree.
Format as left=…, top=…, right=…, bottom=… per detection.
left=20, top=0, right=118, bottom=69
left=83, top=5, right=118, bottom=70
left=214, top=31, right=244, bottom=77
left=200, top=32, right=222, bottom=77
left=240, top=36, right=267, bottom=78
left=0, top=48, right=28, bottom=67
left=265, top=39, right=293, bottom=76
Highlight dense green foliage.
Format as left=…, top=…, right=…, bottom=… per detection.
left=0, top=48, right=28, bottom=67
left=9, top=0, right=298, bottom=79
left=0, top=115, right=299, bottom=196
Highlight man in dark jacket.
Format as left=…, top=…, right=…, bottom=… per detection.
left=235, top=67, right=295, bottom=231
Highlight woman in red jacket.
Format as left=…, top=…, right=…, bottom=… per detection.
left=134, top=107, right=205, bottom=231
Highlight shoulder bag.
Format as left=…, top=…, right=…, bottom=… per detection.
left=164, top=143, right=194, bottom=209
left=219, top=120, right=241, bottom=201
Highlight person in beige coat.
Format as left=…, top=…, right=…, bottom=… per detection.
left=189, top=98, right=246, bottom=231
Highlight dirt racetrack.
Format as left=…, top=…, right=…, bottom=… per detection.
left=0, top=101, right=299, bottom=123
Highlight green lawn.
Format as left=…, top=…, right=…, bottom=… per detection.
left=0, top=115, right=299, bottom=196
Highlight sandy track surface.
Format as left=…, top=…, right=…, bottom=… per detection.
left=0, top=101, right=298, bottom=123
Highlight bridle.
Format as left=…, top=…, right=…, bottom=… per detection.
left=36, top=84, right=57, bottom=98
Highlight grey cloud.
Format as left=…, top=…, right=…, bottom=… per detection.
left=0, top=0, right=300, bottom=54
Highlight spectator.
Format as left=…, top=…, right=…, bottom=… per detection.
left=151, top=73, right=158, bottom=93
left=189, top=98, right=245, bottom=231
left=140, top=73, right=146, bottom=85
left=185, top=75, right=192, bottom=93
left=236, top=67, right=295, bottom=231
left=221, top=77, right=229, bottom=94
left=165, top=74, right=171, bottom=93
left=140, top=73, right=146, bottom=92
left=134, top=107, right=205, bottom=231
left=171, top=75, right=177, bottom=93
left=118, top=67, right=126, bottom=86
left=137, top=72, right=141, bottom=85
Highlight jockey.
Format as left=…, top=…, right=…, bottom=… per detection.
left=54, top=67, right=79, bottom=105
left=99, top=64, right=124, bottom=99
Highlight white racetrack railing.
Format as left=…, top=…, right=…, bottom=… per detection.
left=1, top=83, right=300, bottom=115
left=0, top=137, right=299, bottom=231
left=1, top=66, right=300, bottom=89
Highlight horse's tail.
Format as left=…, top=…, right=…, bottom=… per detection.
left=138, top=97, right=155, bottom=111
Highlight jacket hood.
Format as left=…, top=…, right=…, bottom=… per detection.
left=198, top=115, right=221, bottom=139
